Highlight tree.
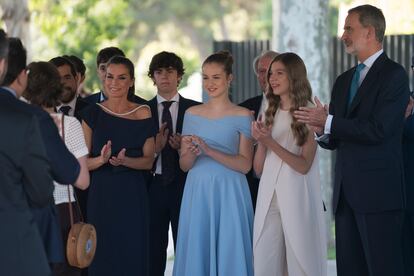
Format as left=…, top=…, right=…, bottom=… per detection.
left=28, top=0, right=267, bottom=94
left=0, top=0, right=30, bottom=48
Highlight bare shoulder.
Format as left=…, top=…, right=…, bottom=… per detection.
left=230, top=105, right=252, bottom=117
left=186, top=104, right=206, bottom=115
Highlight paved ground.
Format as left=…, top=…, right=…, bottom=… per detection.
left=164, top=228, right=338, bottom=275
left=165, top=260, right=337, bottom=275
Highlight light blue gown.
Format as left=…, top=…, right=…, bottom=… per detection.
left=173, top=113, right=254, bottom=276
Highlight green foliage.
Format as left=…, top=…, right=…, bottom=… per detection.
left=249, top=0, right=272, bottom=39
left=29, top=0, right=272, bottom=94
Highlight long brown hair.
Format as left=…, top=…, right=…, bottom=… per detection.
left=264, top=52, right=312, bottom=146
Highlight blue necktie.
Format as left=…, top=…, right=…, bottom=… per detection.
left=348, top=63, right=366, bottom=107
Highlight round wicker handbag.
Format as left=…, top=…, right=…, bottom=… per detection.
left=66, top=220, right=97, bottom=268
left=62, top=115, right=97, bottom=268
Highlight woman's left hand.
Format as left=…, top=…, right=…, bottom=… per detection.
left=191, top=135, right=210, bottom=156
left=109, top=148, right=126, bottom=166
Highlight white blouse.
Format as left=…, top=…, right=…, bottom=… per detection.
left=50, top=114, right=89, bottom=205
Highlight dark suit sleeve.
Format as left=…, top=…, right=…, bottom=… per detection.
left=21, top=116, right=54, bottom=207
left=37, top=112, right=80, bottom=184
left=331, top=67, right=409, bottom=145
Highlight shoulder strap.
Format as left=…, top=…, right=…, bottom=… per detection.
left=62, top=114, right=84, bottom=224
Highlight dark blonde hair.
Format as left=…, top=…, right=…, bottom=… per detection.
left=202, top=50, right=233, bottom=76
left=264, top=52, right=312, bottom=146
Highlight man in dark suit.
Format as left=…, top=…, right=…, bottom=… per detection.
left=239, top=50, right=278, bottom=210
left=49, top=56, right=89, bottom=121
left=147, top=51, right=200, bottom=276
left=295, top=5, right=409, bottom=276
left=83, top=46, right=146, bottom=104
left=402, top=58, right=414, bottom=274
left=2, top=37, right=81, bottom=267
left=0, top=28, right=54, bottom=276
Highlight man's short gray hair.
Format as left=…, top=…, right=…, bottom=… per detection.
left=253, top=50, right=279, bottom=75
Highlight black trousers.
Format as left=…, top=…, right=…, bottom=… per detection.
left=335, top=192, right=405, bottom=276
left=403, top=212, right=414, bottom=275
left=149, top=174, right=185, bottom=276
left=52, top=202, right=82, bottom=276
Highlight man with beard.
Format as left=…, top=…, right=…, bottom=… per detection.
left=294, top=5, right=410, bottom=276
left=49, top=56, right=88, bottom=121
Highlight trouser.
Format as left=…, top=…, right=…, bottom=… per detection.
left=335, top=192, right=405, bottom=276
left=149, top=174, right=184, bottom=276
left=254, top=192, right=306, bottom=276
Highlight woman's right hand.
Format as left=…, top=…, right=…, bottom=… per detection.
left=100, top=140, right=112, bottom=164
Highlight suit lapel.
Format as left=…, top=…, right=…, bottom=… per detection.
left=347, top=53, right=387, bottom=115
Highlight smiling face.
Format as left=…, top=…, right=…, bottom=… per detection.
left=202, top=62, right=232, bottom=99
left=57, top=64, right=77, bottom=103
left=268, top=61, right=290, bottom=97
left=104, top=63, right=134, bottom=99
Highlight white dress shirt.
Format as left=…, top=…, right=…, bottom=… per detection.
left=155, top=93, right=180, bottom=174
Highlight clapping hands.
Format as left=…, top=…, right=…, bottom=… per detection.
left=251, top=119, right=271, bottom=144
left=181, top=135, right=209, bottom=156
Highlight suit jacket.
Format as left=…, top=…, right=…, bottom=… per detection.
left=319, top=53, right=410, bottom=214
left=0, top=89, right=80, bottom=184
left=0, top=103, right=53, bottom=276
left=239, top=94, right=263, bottom=120
left=83, top=91, right=147, bottom=105
left=147, top=95, right=200, bottom=179
left=73, top=96, right=89, bottom=121
left=403, top=113, right=414, bottom=212
left=1, top=88, right=81, bottom=262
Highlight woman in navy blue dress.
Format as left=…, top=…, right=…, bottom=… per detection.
left=81, top=56, right=155, bottom=275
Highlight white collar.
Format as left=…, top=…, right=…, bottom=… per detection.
left=156, top=93, right=180, bottom=104
left=360, top=49, right=383, bottom=68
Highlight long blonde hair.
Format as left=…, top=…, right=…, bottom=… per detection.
left=264, top=52, right=312, bottom=146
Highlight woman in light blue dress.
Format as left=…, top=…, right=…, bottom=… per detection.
left=173, top=51, right=254, bottom=276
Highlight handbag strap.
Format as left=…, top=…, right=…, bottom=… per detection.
left=61, top=114, right=85, bottom=225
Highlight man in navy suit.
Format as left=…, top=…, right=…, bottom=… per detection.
left=0, top=29, right=54, bottom=276
left=403, top=57, right=414, bottom=274
left=295, top=5, right=410, bottom=276
left=83, top=46, right=146, bottom=104
left=147, top=51, right=200, bottom=276
left=2, top=37, right=81, bottom=266
left=239, top=50, right=278, bottom=210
